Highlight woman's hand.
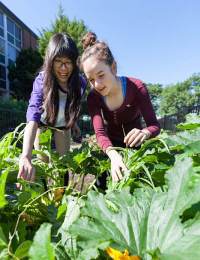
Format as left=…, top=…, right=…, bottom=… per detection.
left=17, top=120, right=38, bottom=185
left=124, top=128, right=151, bottom=147
left=106, top=148, right=128, bottom=182
left=18, top=156, right=36, bottom=182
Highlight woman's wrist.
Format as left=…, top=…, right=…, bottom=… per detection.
left=141, top=129, right=151, bottom=139
left=105, top=146, right=115, bottom=154
left=105, top=146, right=115, bottom=158
left=105, top=147, right=120, bottom=160
left=20, top=154, right=32, bottom=161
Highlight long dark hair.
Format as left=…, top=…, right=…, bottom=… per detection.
left=42, top=33, right=81, bottom=129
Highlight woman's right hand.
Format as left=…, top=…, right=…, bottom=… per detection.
left=18, top=156, right=36, bottom=182
left=106, top=148, right=128, bottom=182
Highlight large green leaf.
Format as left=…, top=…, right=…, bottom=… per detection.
left=69, top=157, right=200, bottom=260
left=70, top=187, right=154, bottom=256
left=0, top=168, right=9, bottom=208
left=161, top=129, right=200, bottom=148
left=176, top=113, right=200, bottom=130
left=29, top=223, right=55, bottom=260
left=0, top=225, right=7, bottom=250
left=176, top=122, right=200, bottom=130
left=146, top=157, right=200, bottom=259
left=183, top=141, right=200, bottom=156
left=58, top=196, right=84, bottom=259
left=0, top=248, right=9, bottom=259
left=15, top=240, right=32, bottom=259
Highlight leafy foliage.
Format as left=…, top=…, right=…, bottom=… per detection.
left=159, top=73, right=200, bottom=116
left=8, top=48, right=43, bottom=101
left=0, top=97, right=27, bottom=112
left=29, top=223, right=55, bottom=259
left=69, top=157, right=200, bottom=260
left=146, top=83, right=163, bottom=115
left=38, top=5, right=88, bottom=57
left=0, top=114, right=199, bottom=259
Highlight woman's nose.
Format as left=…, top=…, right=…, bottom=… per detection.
left=60, top=63, right=68, bottom=69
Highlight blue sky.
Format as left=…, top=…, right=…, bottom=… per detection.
left=2, top=0, right=200, bottom=86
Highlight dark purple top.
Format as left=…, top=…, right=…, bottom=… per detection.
left=87, top=77, right=160, bottom=151
left=26, top=71, right=87, bottom=123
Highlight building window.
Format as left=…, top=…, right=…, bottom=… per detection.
left=15, top=26, right=21, bottom=48
left=7, top=18, right=21, bottom=49
left=0, top=38, right=5, bottom=64
left=0, top=64, right=6, bottom=89
left=7, top=17, right=14, bottom=34
left=8, top=43, right=19, bottom=66
left=0, top=12, right=4, bottom=38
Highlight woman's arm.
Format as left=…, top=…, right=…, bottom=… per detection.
left=87, top=92, right=128, bottom=181
left=26, top=72, right=44, bottom=123
left=18, top=121, right=38, bottom=182
left=18, top=73, right=44, bottom=182
left=21, top=121, right=38, bottom=159
left=124, top=78, right=160, bottom=147
left=135, top=80, right=160, bottom=137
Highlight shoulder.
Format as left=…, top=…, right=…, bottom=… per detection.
left=126, top=76, right=148, bottom=95
left=33, top=71, right=44, bottom=91
left=126, top=77, right=146, bottom=90
left=34, top=71, right=44, bottom=83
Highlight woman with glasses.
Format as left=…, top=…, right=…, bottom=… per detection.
left=18, top=33, right=86, bottom=183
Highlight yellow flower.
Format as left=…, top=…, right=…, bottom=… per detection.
left=53, top=188, right=64, bottom=201
left=106, top=247, right=140, bottom=260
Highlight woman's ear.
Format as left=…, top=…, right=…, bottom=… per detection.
left=111, top=61, right=117, bottom=75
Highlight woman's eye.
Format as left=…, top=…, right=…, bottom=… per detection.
left=55, top=60, right=61, bottom=65
left=54, top=60, right=72, bottom=67
left=66, top=61, right=72, bottom=65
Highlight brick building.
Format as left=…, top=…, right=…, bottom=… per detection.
left=0, top=1, right=38, bottom=96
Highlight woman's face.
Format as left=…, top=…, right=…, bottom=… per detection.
left=53, top=56, right=73, bottom=86
left=83, top=56, right=116, bottom=96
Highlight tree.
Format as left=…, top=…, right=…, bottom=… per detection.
left=8, top=48, right=43, bottom=101
left=159, top=81, right=196, bottom=116
left=149, top=73, right=200, bottom=116
left=146, top=83, right=163, bottom=115
left=38, top=5, right=88, bottom=57
left=185, top=73, right=200, bottom=105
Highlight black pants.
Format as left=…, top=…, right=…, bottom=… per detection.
left=95, top=171, right=109, bottom=191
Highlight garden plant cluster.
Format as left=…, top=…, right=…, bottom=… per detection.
left=0, top=114, right=200, bottom=260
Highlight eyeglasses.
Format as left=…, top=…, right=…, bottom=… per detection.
left=54, top=59, right=73, bottom=68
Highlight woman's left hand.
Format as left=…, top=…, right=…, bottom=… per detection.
left=124, top=128, right=151, bottom=147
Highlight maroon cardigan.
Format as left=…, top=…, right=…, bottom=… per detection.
left=87, top=77, right=160, bottom=151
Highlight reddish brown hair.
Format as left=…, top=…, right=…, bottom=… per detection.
left=80, top=32, right=115, bottom=68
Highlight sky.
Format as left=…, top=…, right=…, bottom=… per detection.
left=1, top=0, right=200, bottom=86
